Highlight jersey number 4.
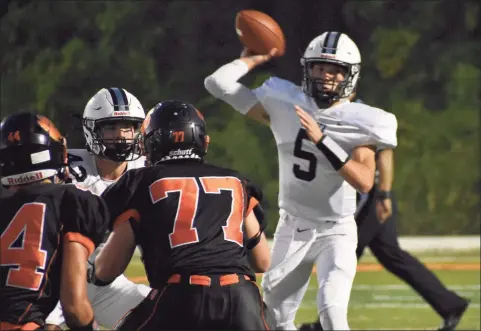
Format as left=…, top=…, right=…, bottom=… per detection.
left=293, top=128, right=317, bottom=181
left=149, top=177, right=244, bottom=248
left=1, top=203, right=47, bottom=291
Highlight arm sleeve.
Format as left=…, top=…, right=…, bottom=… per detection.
left=204, top=59, right=259, bottom=115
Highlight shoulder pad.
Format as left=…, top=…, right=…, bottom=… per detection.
left=342, top=103, right=398, bottom=149
left=253, top=76, right=315, bottom=114
left=254, top=77, right=303, bottom=102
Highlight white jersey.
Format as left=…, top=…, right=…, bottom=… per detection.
left=67, top=149, right=146, bottom=196
left=253, top=77, right=397, bottom=223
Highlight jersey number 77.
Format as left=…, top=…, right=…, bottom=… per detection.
left=149, top=176, right=245, bottom=248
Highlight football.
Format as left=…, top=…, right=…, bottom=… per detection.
left=235, top=10, right=285, bottom=57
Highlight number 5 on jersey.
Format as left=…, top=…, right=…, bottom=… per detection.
left=292, top=125, right=326, bottom=182
left=149, top=177, right=245, bottom=248
left=293, top=128, right=317, bottom=181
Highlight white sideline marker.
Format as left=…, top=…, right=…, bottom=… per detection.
left=352, top=284, right=481, bottom=291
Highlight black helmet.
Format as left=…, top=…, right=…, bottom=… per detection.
left=141, top=100, right=209, bottom=165
left=0, top=112, right=68, bottom=186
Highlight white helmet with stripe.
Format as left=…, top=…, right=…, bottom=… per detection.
left=82, top=87, right=145, bottom=162
left=301, top=32, right=361, bottom=106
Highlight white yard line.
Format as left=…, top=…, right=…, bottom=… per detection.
left=300, top=301, right=481, bottom=309
left=352, top=284, right=481, bottom=290
left=350, top=327, right=437, bottom=330
left=303, top=284, right=481, bottom=291
left=372, top=294, right=478, bottom=301
left=361, top=303, right=481, bottom=309
left=299, top=284, right=481, bottom=309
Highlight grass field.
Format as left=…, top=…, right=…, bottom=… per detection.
left=125, top=249, right=480, bottom=330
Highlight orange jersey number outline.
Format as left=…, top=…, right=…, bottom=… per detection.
left=149, top=176, right=244, bottom=248
left=1, top=203, right=48, bottom=291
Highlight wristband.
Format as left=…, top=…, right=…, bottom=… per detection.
left=316, top=136, right=350, bottom=170
left=376, top=190, right=392, bottom=200
left=246, top=230, right=263, bottom=250
left=87, top=261, right=113, bottom=287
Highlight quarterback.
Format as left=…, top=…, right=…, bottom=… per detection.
left=205, top=31, right=397, bottom=330
left=45, top=87, right=151, bottom=330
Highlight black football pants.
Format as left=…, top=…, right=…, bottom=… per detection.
left=115, top=273, right=275, bottom=330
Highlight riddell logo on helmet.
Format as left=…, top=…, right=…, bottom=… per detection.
left=320, top=53, right=336, bottom=59
left=113, top=111, right=129, bottom=116
left=169, top=148, right=193, bottom=157
left=8, top=172, right=43, bottom=185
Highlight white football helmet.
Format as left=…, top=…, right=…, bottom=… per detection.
left=82, top=87, right=145, bottom=162
left=301, top=31, right=361, bottom=106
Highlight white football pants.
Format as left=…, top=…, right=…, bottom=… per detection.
left=261, top=209, right=358, bottom=330
left=45, top=274, right=151, bottom=329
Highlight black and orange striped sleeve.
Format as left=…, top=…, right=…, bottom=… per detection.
left=242, top=177, right=267, bottom=231
left=61, top=186, right=110, bottom=252
left=112, top=209, right=141, bottom=230
left=101, top=169, right=141, bottom=231
left=243, top=178, right=263, bottom=214
left=64, top=232, right=95, bottom=256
